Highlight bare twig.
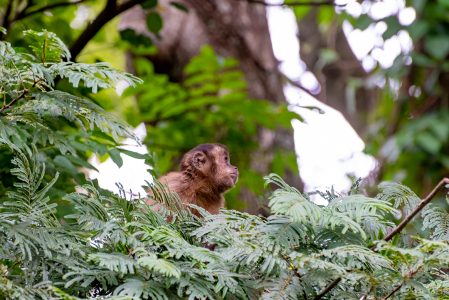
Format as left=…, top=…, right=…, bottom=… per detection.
left=313, top=277, right=341, bottom=300
left=13, top=0, right=89, bottom=22
left=0, top=90, right=28, bottom=112
left=381, top=282, right=402, bottom=300
left=239, top=0, right=346, bottom=7
left=69, top=0, right=145, bottom=60
left=382, top=267, right=421, bottom=300
left=383, top=177, right=449, bottom=242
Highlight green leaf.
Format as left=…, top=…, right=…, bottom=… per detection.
left=137, top=255, right=181, bottom=278
left=441, top=156, right=449, bottom=169
left=119, top=29, right=153, bottom=47
left=54, top=155, right=78, bottom=175
left=320, top=48, right=338, bottom=65
left=412, top=53, right=434, bottom=67
left=424, top=35, right=449, bottom=60
left=24, top=29, right=71, bottom=62
left=142, top=0, right=158, bottom=8
left=429, top=119, right=449, bottom=140
left=118, top=148, right=149, bottom=160
left=383, top=16, right=401, bottom=39
left=411, top=0, right=427, bottom=13
left=438, top=0, right=449, bottom=8
left=292, top=6, right=310, bottom=19
left=66, top=155, right=99, bottom=172
left=109, top=148, right=123, bottom=167
left=408, top=21, right=429, bottom=40
left=146, top=12, right=163, bottom=34
left=416, top=132, right=441, bottom=154
left=318, top=7, right=334, bottom=25
left=354, top=14, right=372, bottom=30
left=169, top=1, right=188, bottom=12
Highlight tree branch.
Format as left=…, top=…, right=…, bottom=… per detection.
left=0, top=90, right=28, bottom=112
left=240, top=0, right=345, bottom=7
left=381, top=268, right=420, bottom=300
left=313, top=277, right=341, bottom=300
left=381, top=282, right=403, bottom=300
left=13, top=0, right=89, bottom=22
left=69, top=0, right=145, bottom=60
left=383, top=177, right=449, bottom=242
left=313, top=178, right=449, bottom=300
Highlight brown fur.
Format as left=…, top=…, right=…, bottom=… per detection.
left=152, top=144, right=238, bottom=215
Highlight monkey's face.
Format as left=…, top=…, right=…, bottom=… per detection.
left=182, top=144, right=238, bottom=193
left=212, top=146, right=239, bottom=191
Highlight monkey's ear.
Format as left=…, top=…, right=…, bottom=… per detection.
left=192, top=151, right=207, bottom=169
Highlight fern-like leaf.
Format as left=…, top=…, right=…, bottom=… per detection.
left=423, top=207, right=449, bottom=240
left=377, top=182, right=421, bottom=216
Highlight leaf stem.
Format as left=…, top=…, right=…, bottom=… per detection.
left=0, top=90, right=28, bottom=112
left=313, top=277, right=341, bottom=300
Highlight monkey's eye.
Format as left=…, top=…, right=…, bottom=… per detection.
left=224, top=156, right=229, bottom=162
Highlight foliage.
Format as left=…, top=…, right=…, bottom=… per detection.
left=339, top=0, right=449, bottom=193
left=0, top=28, right=146, bottom=208
left=423, top=184, right=449, bottom=240
left=2, top=0, right=301, bottom=212
left=2, top=143, right=449, bottom=299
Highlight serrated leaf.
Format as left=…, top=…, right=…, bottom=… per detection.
left=137, top=255, right=181, bottom=278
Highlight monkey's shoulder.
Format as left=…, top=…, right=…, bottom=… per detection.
left=158, top=172, right=190, bottom=192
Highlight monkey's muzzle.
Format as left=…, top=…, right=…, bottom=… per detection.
left=230, top=170, right=239, bottom=184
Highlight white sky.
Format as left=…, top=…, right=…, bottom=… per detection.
left=91, top=0, right=414, bottom=203
left=89, top=123, right=152, bottom=195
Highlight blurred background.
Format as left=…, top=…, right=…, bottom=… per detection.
left=2, top=0, right=448, bottom=212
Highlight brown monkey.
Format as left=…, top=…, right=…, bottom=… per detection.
left=149, top=143, right=238, bottom=215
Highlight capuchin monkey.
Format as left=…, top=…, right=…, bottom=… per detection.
left=149, top=143, right=239, bottom=215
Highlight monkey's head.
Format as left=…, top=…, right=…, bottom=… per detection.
left=180, top=143, right=239, bottom=193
